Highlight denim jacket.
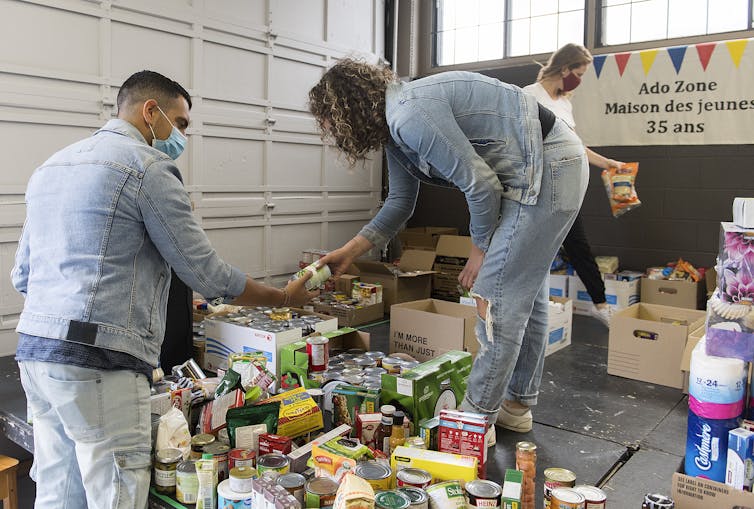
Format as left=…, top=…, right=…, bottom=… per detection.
left=11, top=119, right=246, bottom=366
left=359, top=71, right=543, bottom=252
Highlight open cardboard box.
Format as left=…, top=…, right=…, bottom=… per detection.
left=608, top=303, right=706, bottom=388
left=351, top=250, right=436, bottom=313
left=390, top=298, right=478, bottom=362
left=431, top=235, right=472, bottom=301
left=679, top=324, right=705, bottom=394
left=672, top=472, right=754, bottom=508
left=312, top=300, right=384, bottom=327
left=546, top=297, right=573, bottom=356
left=641, top=277, right=706, bottom=310
left=398, top=226, right=459, bottom=251
left=570, top=275, right=640, bottom=315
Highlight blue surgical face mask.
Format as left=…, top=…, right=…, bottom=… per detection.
left=149, top=105, right=186, bottom=160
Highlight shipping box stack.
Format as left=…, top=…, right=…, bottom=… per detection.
left=431, top=235, right=473, bottom=302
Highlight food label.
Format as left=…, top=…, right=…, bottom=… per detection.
left=154, top=469, right=176, bottom=487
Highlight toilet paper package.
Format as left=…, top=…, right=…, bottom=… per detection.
left=689, top=337, right=747, bottom=418
left=686, top=411, right=739, bottom=482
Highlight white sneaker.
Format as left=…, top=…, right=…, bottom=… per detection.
left=592, top=305, right=613, bottom=328
left=496, top=405, right=533, bottom=433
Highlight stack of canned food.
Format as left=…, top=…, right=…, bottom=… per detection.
left=207, top=307, right=327, bottom=335
left=309, top=349, right=389, bottom=390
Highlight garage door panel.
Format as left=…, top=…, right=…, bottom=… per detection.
left=114, top=0, right=194, bottom=19
left=0, top=241, right=23, bottom=311
left=270, top=57, right=322, bottom=110
left=269, top=194, right=325, bottom=215
left=203, top=0, right=267, bottom=29
left=0, top=1, right=100, bottom=76
left=327, top=0, right=374, bottom=53
left=325, top=193, right=378, bottom=213
left=270, top=223, right=321, bottom=275
left=268, top=142, right=321, bottom=187
left=205, top=226, right=265, bottom=274
left=0, top=122, right=95, bottom=187
left=112, top=22, right=192, bottom=87
left=325, top=155, right=379, bottom=189
left=0, top=73, right=101, bottom=114
left=201, top=137, right=264, bottom=187
left=270, top=0, right=325, bottom=42
left=271, top=109, right=319, bottom=135
left=203, top=42, right=266, bottom=103
left=327, top=220, right=372, bottom=251
left=202, top=100, right=267, bottom=130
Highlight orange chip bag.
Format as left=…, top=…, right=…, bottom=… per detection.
left=601, top=162, right=641, bottom=217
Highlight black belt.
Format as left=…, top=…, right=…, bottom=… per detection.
left=538, top=103, right=556, bottom=140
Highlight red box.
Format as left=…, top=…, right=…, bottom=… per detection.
left=438, top=409, right=488, bottom=479
left=355, top=413, right=381, bottom=450
left=258, top=433, right=293, bottom=455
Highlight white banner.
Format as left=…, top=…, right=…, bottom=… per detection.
left=571, top=38, right=754, bottom=146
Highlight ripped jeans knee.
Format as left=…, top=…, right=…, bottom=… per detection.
left=471, top=292, right=494, bottom=346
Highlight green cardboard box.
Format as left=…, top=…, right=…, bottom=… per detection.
left=278, top=328, right=370, bottom=390
left=380, top=350, right=472, bottom=433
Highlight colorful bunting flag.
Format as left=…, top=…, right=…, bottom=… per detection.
left=593, top=54, right=607, bottom=78
left=696, top=42, right=716, bottom=71
left=639, top=49, right=658, bottom=75
left=615, top=52, right=631, bottom=76
left=667, top=46, right=687, bottom=74
left=725, top=39, right=748, bottom=68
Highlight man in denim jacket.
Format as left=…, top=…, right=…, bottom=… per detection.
left=12, top=70, right=315, bottom=508
left=309, top=59, right=588, bottom=443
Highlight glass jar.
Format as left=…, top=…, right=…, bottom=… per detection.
left=154, top=448, right=183, bottom=495
left=515, top=441, right=537, bottom=509
left=190, top=433, right=216, bottom=460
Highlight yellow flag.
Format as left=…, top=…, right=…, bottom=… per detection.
left=725, top=39, right=748, bottom=68
left=639, top=49, right=658, bottom=75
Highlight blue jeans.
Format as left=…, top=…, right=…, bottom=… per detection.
left=460, top=119, right=588, bottom=420
left=19, top=361, right=152, bottom=509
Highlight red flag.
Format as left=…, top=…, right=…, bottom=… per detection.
left=695, top=42, right=716, bottom=71
left=615, top=53, right=631, bottom=76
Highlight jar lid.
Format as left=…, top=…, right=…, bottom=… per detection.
left=515, top=441, right=537, bottom=452
left=156, top=448, right=183, bottom=464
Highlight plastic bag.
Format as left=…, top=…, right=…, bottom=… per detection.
left=155, top=406, right=192, bottom=460
left=601, top=162, right=641, bottom=218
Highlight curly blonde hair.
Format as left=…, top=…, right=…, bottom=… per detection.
left=309, top=58, right=397, bottom=165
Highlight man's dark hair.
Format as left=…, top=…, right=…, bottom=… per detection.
left=117, top=70, right=192, bottom=111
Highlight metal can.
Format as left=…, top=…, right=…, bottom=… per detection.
left=465, top=480, right=502, bottom=509
left=382, top=356, right=404, bottom=374
left=426, top=481, right=466, bottom=509
left=190, top=433, right=216, bottom=460
left=306, top=335, right=329, bottom=372
left=397, top=487, right=429, bottom=509
left=404, top=437, right=427, bottom=450
left=204, top=442, right=231, bottom=482
left=396, top=468, right=432, bottom=489
left=294, top=262, right=332, bottom=290
left=277, top=472, right=307, bottom=507
left=257, top=453, right=290, bottom=475
left=642, top=493, right=674, bottom=509
left=550, top=487, right=586, bottom=509
left=544, top=468, right=577, bottom=509
left=154, top=448, right=183, bottom=495
left=375, top=490, right=412, bottom=509
left=305, top=477, right=339, bottom=508
left=229, top=465, right=257, bottom=493
left=176, top=460, right=198, bottom=504
left=229, top=448, right=256, bottom=470
left=572, top=486, right=606, bottom=509
left=354, top=461, right=393, bottom=491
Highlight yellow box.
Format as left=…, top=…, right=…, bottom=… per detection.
left=390, top=446, right=478, bottom=483
left=260, top=387, right=323, bottom=438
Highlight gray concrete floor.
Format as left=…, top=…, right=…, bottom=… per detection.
left=6, top=313, right=686, bottom=508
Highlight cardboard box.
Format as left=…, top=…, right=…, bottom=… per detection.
left=548, top=274, right=569, bottom=298
left=204, top=309, right=338, bottom=377
left=546, top=297, right=573, bottom=357
left=380, top=351, right=472, bottom=434
left=279, top=328, right=371, bottom=389
left=570, top=276, right=640, bottom=315
left=312, top=301, right=384, bottom=327
left=351, top=250, right=436, bottom=313
left=336, top=274, right=360, bottom=295
left=608, top=303, right=706, bottom=388
left=705, top=266, right=717, bottom=299
left=390, top=299, right=478, bottom=361
left=431, top=235, right=472, bottom=301
left=641, top=277, right=706, bottom=310
left=391, top=445, right=478, bottom=483
left=399, top=227, right=459, bottom=251
left=672, top=472, right=754, bottom=508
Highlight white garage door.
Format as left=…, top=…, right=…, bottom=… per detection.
left=0, top=0, right=385, bottom=355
